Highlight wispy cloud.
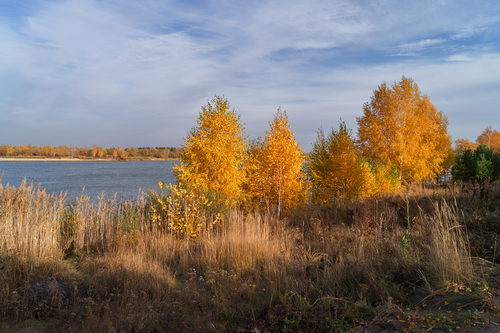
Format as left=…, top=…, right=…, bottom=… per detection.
left=446, top=54, right=472, bottom=62
left=396, top=38, right=446, bottom=55
left=0, top=0, right=499, bottom=148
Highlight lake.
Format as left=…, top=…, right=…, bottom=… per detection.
left=0, top=160, right=177, bottom=203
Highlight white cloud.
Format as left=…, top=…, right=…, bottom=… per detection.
left=0, top=0, right=499, bottom=148
left=446, top=54, right=472, bottom=62
left=399, top=38, right=445, bottom=51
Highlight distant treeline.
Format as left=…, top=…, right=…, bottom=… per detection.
left=0, top=144, right=182, bottom=160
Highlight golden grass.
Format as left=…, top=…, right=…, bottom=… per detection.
left=1, top=181, right=498, bottom=332
left=0, top=179, right=65, bottom=259
left=427, top=199, right=473, bottom=285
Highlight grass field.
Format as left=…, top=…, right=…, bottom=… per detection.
left=1, top=179, right=500, bottom=332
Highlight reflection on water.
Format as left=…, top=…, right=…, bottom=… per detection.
left=0, top=160, right=177, bottom=204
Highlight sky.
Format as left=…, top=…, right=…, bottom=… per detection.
left=1, top=0, right=499, bottom=151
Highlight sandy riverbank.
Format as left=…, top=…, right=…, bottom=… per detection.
left=0, top=157, right=92, bottom=161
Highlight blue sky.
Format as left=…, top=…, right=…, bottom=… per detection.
left=1, top=0, right=499, bottom=150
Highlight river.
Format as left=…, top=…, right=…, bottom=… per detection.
left=0, top=160, right=177, bottom=203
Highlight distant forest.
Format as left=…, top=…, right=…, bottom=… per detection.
left=0, top=144, right=182, bottom=160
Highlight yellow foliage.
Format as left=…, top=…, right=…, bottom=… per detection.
left=242, top=138, right=265, bottom=208
left=357, top=76, right=452, bottom=184
left=309, top=121, right=400, bottom=204
left=243, top=109, right=308, bottom=215
left=454, top=138, right=477, bottom=155
left=361, top=159, right=401, bottom=196
left=153, top=182, right=216, bottom=239
left=476, top=126, right=500, bottom=151
left=173, top=95, right=246, bottom=208
left=309, top=122, right=368, bottom=204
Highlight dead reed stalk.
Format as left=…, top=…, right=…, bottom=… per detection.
left=0, top=179, right=65, bottom=259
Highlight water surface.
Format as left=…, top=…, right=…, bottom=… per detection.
left=0, top=160, right=177, bottom=203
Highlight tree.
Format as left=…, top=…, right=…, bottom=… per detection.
left=119, top=150, right=129, bottom=160
left=476, top=126, right=500, bottom=151
left=361, top=158, right=401, bottom=196
left=357, top=76, right=452, bottom=184
left=452, top=145, right=500, bottom=182
left=45, top=145, right=55, bottom=157
left=97, top=148, right=105, bottom=158
left=438, top=145, right=456, bottom=182
left=309, top=121, right=372, bottom=204
left=173, top=95, right=246, bottom=207
left=242, top=138, right=265, bottom=209
left=244, top=109, right=307, bottom=215
left=452, top=144, right=500, bottom=199
left=454, top=138, right=477, bottom=156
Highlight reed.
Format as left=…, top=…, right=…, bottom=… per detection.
left=63, top=193, right=150, bottom=254
left=0, top=179, right=65, bottom=259
left=1, top=180, right=498, bottom=332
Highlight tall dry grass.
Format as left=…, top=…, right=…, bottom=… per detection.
left=1, top=180, right=496, bottom=332
left=0, top=179, right=65, bottom=259
left=61, top=192, right=151, bottom=255
left=426, top=199, right=473, bottom=284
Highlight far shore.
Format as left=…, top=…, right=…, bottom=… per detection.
left=0, top=157, right=179, bottom=162
left=0, top=157, right=83, bottom=161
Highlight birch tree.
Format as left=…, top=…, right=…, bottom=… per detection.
left=244, top=109, right=307, bottom=215
left=173, top=95, right=246, bottom=207
left=357, top=76, right=452, bottom=184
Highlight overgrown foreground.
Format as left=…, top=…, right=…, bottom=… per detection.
left=2, top=181, right=500, bottom=332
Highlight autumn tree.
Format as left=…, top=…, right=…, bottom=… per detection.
left=173, top=95, right=246, bottom=207
left=438, top=145, right=456, bottom=182
left=5, top=145, right=14, bottom=156
left=45, top=145, right=55, bottom=157
left=97, top=148, right=105, bottom=158
left=55, top=145, right=69, bottom=157
left=119, top=150, right=129, bottom=160
left=454, top=139, right=477, bottom=156
left=362, top=159, right=401, bottom=196
left=309, top=121, right=373, bottom=204
left=242, top=138, right=265, bottom=208
left=244, top=109, right=307, bottom=216
left=476, top=126, right=500, bottom=151
left=357, top=76, right=452, bottom=184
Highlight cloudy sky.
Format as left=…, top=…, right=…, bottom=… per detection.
left=1, top=0, right=499, bottom=151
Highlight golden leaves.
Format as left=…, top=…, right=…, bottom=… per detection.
left=244, top=108, right=308, bottom=214
left=173, top=95, right=246, bottom=209
left=357, top=76, right=452, bottom=184
left=476, top=126, right=500, bottom=151
left=309, top=121, right=400, bottom=204
left=309, top=121, right=367, bottom=203
left=174, top=78, right=455, bottom=213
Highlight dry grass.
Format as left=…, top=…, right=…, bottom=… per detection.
left=0, top=179, right=65, bottom=259
left=1, top=181, right=499, bottom=332
left=426, top=200, right=473, bottom=285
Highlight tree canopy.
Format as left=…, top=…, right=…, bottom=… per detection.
left=357, top=76, right=452, bottom=184
left=243, top=109, right=307, bottom=215
left=308, top=121, right=369, bottom=203
left=476, top=126, right=500, bottom=151
left=451, top=145, right=500, bottom=182
left=173, top=95, right=246, bottom=207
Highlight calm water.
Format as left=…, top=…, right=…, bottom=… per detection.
left=0, top=160, right=177, bottom=203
